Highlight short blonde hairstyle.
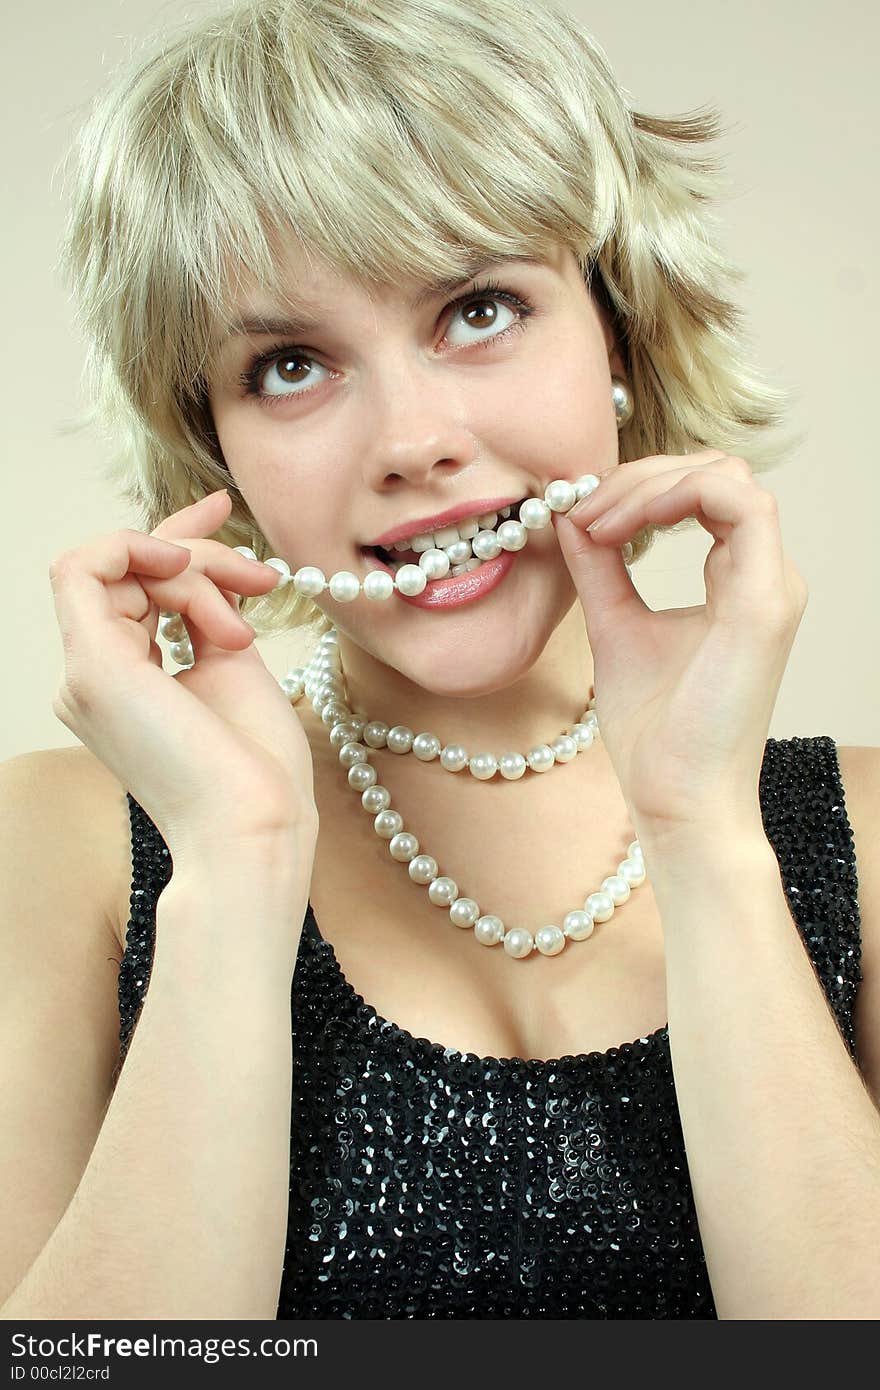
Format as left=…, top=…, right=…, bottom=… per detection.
left=59, top=0, right=799, bottom=641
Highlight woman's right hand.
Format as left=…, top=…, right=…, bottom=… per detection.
left=49, top=488, right=319, bottom=862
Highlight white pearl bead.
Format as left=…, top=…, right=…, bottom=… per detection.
left=474, top=915, right=505, bottom=946
left=544, top=479, right=577, bottom=512
left=471, top=529, right=502, bottom=560
left=535, top=924, right=566, bottom=955
left=418, top=548, right=450, bottom=579
left=339, top=741, right=368, bottom=769
left=498, top=751, right=527, bottom=780
left=321, top=701, right=350, bottom=726
left=527, top=744, right=555, bottom=773
left=601, top=874, right=631, bottom=905
left=573, top=473, right=601, bottom=500
left=395, top=564, right=428, bottom=596
left=519, top=497, right=551, bottom=530
left=363, top=568, right=395, bottom=601
left=503, top=928, right=534, bottom=958
left=328, top=570, right=360, bottom=602
left=496, top=520, right=527, bottom=551
left=440, top=744, right=469, bottom=772
left=412, top=732, right=441, bottom=761
left=160, top=613, right=186, bottom=641
left=550, top=734, right=578, bottom=763
left=170, top=641, right=192, bottom=666
left=232, top=545, right=259, bottom=562
left=293, top=565, right=326, bottom=596
left=449, top=897, right=480, bottom=928
left=585, top=889, right=615, bottom=922
left=361, top=785, right=391, bottom=812
left=627, top=840, right=643, bottom=860
left=264, top=556, right=292, bottom=584
left=347, top=762, right=377, bottom=791
left=445, top=539, right=472, bottom=565
left=280, top=673, right=305, bottom=699
left=618, top=856, right=646, bottom=887
left=468, top=752, right=498, bottom=781
left=428, top=876, right=458, bottom=906
left=330, top=723, right=359, bottom=750
left=362, top=720, right=389, bottom=748
left=408, top=854, right=439, bottom=884
left=389, top=831, right=419, bottom=862
left=386, top=725, right=414, bottom=754
left=568, top=723, right=595, bottom=750
left=563, top=910, right=595, bottom=940
left=374, top=809, right=404, bottom=839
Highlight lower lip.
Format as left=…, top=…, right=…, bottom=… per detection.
left=366, top=548, right=519, bottom=610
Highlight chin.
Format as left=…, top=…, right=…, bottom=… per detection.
left=388, top=620, right=555, bottom=700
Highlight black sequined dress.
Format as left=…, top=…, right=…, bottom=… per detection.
left=116, top=735, right=863, bottom=1319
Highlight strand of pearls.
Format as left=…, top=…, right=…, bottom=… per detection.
left=230, top=474, right=632, bottom=603
left=296, top=630, right=646, bottom=959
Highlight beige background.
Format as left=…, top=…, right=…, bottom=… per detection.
left=2, top=0, right=876, bottom=764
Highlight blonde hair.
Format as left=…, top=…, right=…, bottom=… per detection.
left=59, top=0, right=799, bottom=641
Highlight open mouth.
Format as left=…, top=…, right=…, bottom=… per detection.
left=361, top=496, right=528, bottom=573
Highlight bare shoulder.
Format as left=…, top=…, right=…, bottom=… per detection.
left=1, top=746, right=133, bottom=954
left=835, top=745, right=880, bottom=1106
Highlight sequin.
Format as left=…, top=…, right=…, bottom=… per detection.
left=116, top=736, right=862, bottom=1319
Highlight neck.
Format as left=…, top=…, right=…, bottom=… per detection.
left=331, top=600, right=595, bottom=755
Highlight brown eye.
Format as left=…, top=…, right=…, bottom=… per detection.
left=273, top=356, right=308, bottom=383
left=462, top=299, right=498, bottom=331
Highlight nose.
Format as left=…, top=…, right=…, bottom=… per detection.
left=358, top=352, right=477, bottom=491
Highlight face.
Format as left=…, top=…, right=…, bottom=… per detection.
left=206, top=242, right=625, bottom=698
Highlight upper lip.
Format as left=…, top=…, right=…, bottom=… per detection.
left=365, top=495, right=525, bottom=548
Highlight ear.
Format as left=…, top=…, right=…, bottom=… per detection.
left=588, top=274, right=628, bottom=379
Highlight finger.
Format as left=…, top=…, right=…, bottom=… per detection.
left=136, top=567, right=255, bottom=657
left=644, top=475, right=786, bottom=599
left=49, top=531, right=193, bottom=662
left=566, top=450, right=730, bottom=529
left=151, top=487, right=233, bottom=541
left=553, top=507, right=650, bottom=650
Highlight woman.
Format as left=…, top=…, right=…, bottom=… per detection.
left=3, top=0, right=879, bottom=1321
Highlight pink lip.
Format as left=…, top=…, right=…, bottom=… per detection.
left=367, top=547, right=518, bottom=609
left=365, top=496, right=523, bottom=549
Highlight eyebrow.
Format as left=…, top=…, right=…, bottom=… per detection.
left=217, top=256, right=544, bottom=347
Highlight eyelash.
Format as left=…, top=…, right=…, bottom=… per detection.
left=237, top=278, right=535, bottom=406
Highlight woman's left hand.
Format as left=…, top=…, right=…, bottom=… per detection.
left=553, top=450, right=809, bottom=840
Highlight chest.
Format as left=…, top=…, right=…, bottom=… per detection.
left=306, top=781, right=669, bottom=1063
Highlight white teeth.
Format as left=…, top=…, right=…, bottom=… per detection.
left=380, top=501, right=522, bottom=555
left=432, top=522, right=463, bottom=548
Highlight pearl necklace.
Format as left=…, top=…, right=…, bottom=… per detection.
left=238, top=474, right=633, bottom=603
left=158, top=472, right=648, bottom=960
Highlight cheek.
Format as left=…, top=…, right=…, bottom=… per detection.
left=480, top=340, right=614, bottom=466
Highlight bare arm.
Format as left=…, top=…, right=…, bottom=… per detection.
left=642, top=816, right=880, bottom=1320
left=1, top=829, right=316, bottom=1322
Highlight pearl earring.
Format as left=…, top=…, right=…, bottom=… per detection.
left=611, top=375, right=633, bottom=429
